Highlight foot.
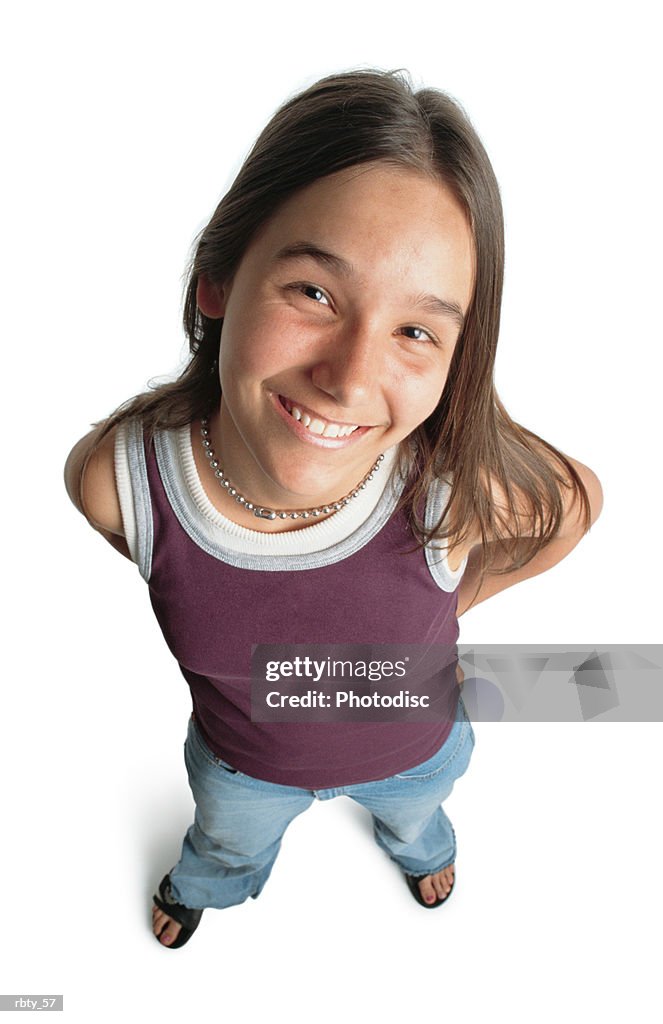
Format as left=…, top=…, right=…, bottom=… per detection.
left=417, top=863, right=455, bottom=905
left=152, top=903, right=183, bottom=946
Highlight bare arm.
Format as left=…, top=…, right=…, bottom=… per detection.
left=457, top=458, right=603, bottom=617
left=64, top=423, right=132, bottom=561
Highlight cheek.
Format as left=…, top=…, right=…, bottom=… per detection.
left=393, top=363, right=449, bottom=427
left=219, top=325, right=269, bottom=385
left=220, top=306, right=308, bottom=381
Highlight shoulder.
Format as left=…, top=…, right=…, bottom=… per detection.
left=478, top=455, right=603, bottom=544
left=556, top=457, right=603, bottom=534
left=64, top=422, right=124, bottom=535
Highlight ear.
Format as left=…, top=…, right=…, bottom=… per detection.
left=196, top=273, right=227, bottom=319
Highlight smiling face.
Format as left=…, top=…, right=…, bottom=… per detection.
left=196, top=162, right=475, bottom=522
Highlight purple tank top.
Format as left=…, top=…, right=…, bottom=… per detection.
left=142, top=427, right=462, bottom=788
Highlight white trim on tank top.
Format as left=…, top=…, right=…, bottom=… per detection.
left=114, top=419, right=467, bottom=587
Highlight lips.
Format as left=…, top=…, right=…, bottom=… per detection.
left=278, top=395, right=360, bottom=438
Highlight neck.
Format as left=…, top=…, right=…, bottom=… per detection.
left=193, top=411, right=385, bottom=534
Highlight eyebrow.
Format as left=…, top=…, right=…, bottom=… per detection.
left=272, top=241, right=466, bottom=331
left=273, top=242, right=354, bottom=279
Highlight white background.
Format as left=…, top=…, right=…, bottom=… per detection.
left=2, top=1, right=661, bottom=1021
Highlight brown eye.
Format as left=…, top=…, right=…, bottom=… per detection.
left=399, top=325, right=437, bottom=345
left=296, top=283, right=330, bottom=305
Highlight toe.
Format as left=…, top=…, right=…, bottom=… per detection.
left=431, top=873, right=447, bottom=900
left=157, top=917, right=182, bottom=946
left=152, top=904, right=183, bottom=945
left=421, top=865, right=455, bottom=902
left=440, top=866, right=454, bottom=894
left=417, top=876, right=438, bottom=905
left=159, top=925, right=181, bottom=946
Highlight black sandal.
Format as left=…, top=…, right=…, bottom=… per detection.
left=152, top=873, right=204, bottom=948
left=405, top=870, right=455, bottom=909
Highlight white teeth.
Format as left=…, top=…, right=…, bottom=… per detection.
left=283, top=398, right=359, bottom=437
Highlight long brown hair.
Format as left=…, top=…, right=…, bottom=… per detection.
left=87, top=68, right=591, bottom=605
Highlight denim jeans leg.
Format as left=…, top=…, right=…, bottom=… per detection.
left=347, top=703, right=475, bottom=878
left=169, top=717, right=315, bottom=910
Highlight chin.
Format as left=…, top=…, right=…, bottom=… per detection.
left=268, top=475, right=329, bottom=506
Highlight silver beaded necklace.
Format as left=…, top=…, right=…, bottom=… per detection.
left=200, top=416, right=385, bottom=522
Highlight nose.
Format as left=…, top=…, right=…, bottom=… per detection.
left=310, top=318, right=382, bottom=412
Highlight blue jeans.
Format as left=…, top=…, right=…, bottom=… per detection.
left=169, top=699, right=476, bottom=910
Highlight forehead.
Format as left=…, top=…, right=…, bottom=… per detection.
left=244, top=163, right=475, bottom=309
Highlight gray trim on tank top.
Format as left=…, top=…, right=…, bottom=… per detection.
left=424, top=478, right=469, bottom=591
left=125, top=423, right=465, bottom=588
left=125, top=418, right=154, bottom=582
left=152, top=428, right=407, bottom=572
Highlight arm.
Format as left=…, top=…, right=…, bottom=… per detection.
left=457, top=458, right=603, bottom=617
left=64, top=423, right=132, bottom=561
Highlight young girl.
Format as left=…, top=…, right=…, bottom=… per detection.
left=64, top=69, right=602, bottom=948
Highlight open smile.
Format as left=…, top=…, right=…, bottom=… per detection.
left=279, top=395, right=363, bottom=436
left=271, top=393, right=375, bottom=448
